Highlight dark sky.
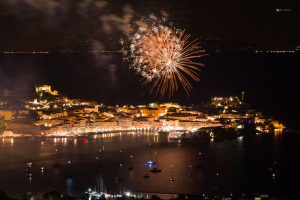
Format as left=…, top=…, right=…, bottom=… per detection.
left=0, top=0, right=299, bottom=50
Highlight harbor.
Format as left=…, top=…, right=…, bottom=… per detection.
left=0, top=129, right=297, bottom=199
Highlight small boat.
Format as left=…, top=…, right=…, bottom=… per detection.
left=146, top=159, right=155, bottom=165
left=143, top=174, right=150, bottom=178
left=96, top=163, right=103, bottom=169
left=168, top=132, right=182, bottom=139
left=158, top=131, right=169, bottom=135
left=150, top=168, right=162, bottom=173
left=147, top=143, right=155, bottom=165
left=128, top=155, right=133, bottom=170
left=143, top=165, right=150, bottom=178
left=41, top=155, right=46, bottom=171
left=27, top=162, right=34, bottom=167
left=116, top=178, right=124, bottom=183
left=118, top=150, right=123, bottom=166
left=53, top=162, right=60, bottom=168
left=25, top=169, right=33, bottom=174
left=65, top=174, right=72, bottom=179
left=27, top=153, right=34, bottom=167
left=213, top=186, right=219, bottom=192
left=94, top=166, right=103, bottom=172
left=23, top=191, right=32, bottom=199
left=150, top=153, right=161, bottom=173
left=24, top=191, right=32, bottom=195
left=195, top=164, right=203, bottom=169
left=53, top=150, right=60, bottom=168
left=169, top=165, right=174, bottom=182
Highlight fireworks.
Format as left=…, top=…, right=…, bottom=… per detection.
left=121, top=15, right=206, bottom=96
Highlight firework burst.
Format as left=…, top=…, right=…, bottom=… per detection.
left=120, top=15, right=206, bottom=96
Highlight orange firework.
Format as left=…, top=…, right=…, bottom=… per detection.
left=121, top=16, right=206, bottom=97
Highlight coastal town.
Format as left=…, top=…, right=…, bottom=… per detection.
left=0, top=85, right=285, bottom=138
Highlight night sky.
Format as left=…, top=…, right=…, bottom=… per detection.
left=0, top=0, right=299, bottom=49
left=0, top=0, right=300, bottom=128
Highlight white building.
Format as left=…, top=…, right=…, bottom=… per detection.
left=118, top=117, right=132, bottom=129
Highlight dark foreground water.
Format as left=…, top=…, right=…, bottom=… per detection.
left=0, top=130, right=299, bottom=198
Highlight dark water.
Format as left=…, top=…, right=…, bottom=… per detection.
left=0, top=131, right=299, bottom=198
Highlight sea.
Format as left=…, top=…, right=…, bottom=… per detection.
left=0, top=130, right=299, bottom=199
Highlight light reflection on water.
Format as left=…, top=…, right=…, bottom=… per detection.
left=0, top=131, right=299, bottom=198
left=66, top=178, right=73, bottom=196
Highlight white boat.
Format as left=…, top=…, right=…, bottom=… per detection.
left=27, top=153, right=34, bottom=167
left=168, top=132, right=182, bottom=139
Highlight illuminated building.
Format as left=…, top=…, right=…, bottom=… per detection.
left=210, top=96, right=242, bottom=107
left=159, top=103, right=180, bottom=108
left=0, top=109, right=29, bottom=120
left=6, top=119, right=40, bottom=135
left=158, top=118, right=178, bottom=129
left=148, top=103, right=158, bottom=108
left=178, top=120, right=222, bottom=130
left=3, top=89, right=15, bottom=97
left=118, top=117, right=132, bottom=129
left=97, top=120, right=117, bottom=130
left=84, top=107, right=99, bottom=113
left=180, top=110, right=203, bottom=115
left=165, top=113, right=196, bottom=121
left=142, top=107, right=167, bottom=117
left=116, top=107, right=128, bottom=113
left=35, top=85, right=58, bottom=95
left=133, top=120, right=163, bottom=129
left=220, top=113, right=244, bottom=119
left=210, top=97, right=228, bottom=105
left=50, top=111, right=68, bottom=118
left=2, top=83, right=285, bottom=136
